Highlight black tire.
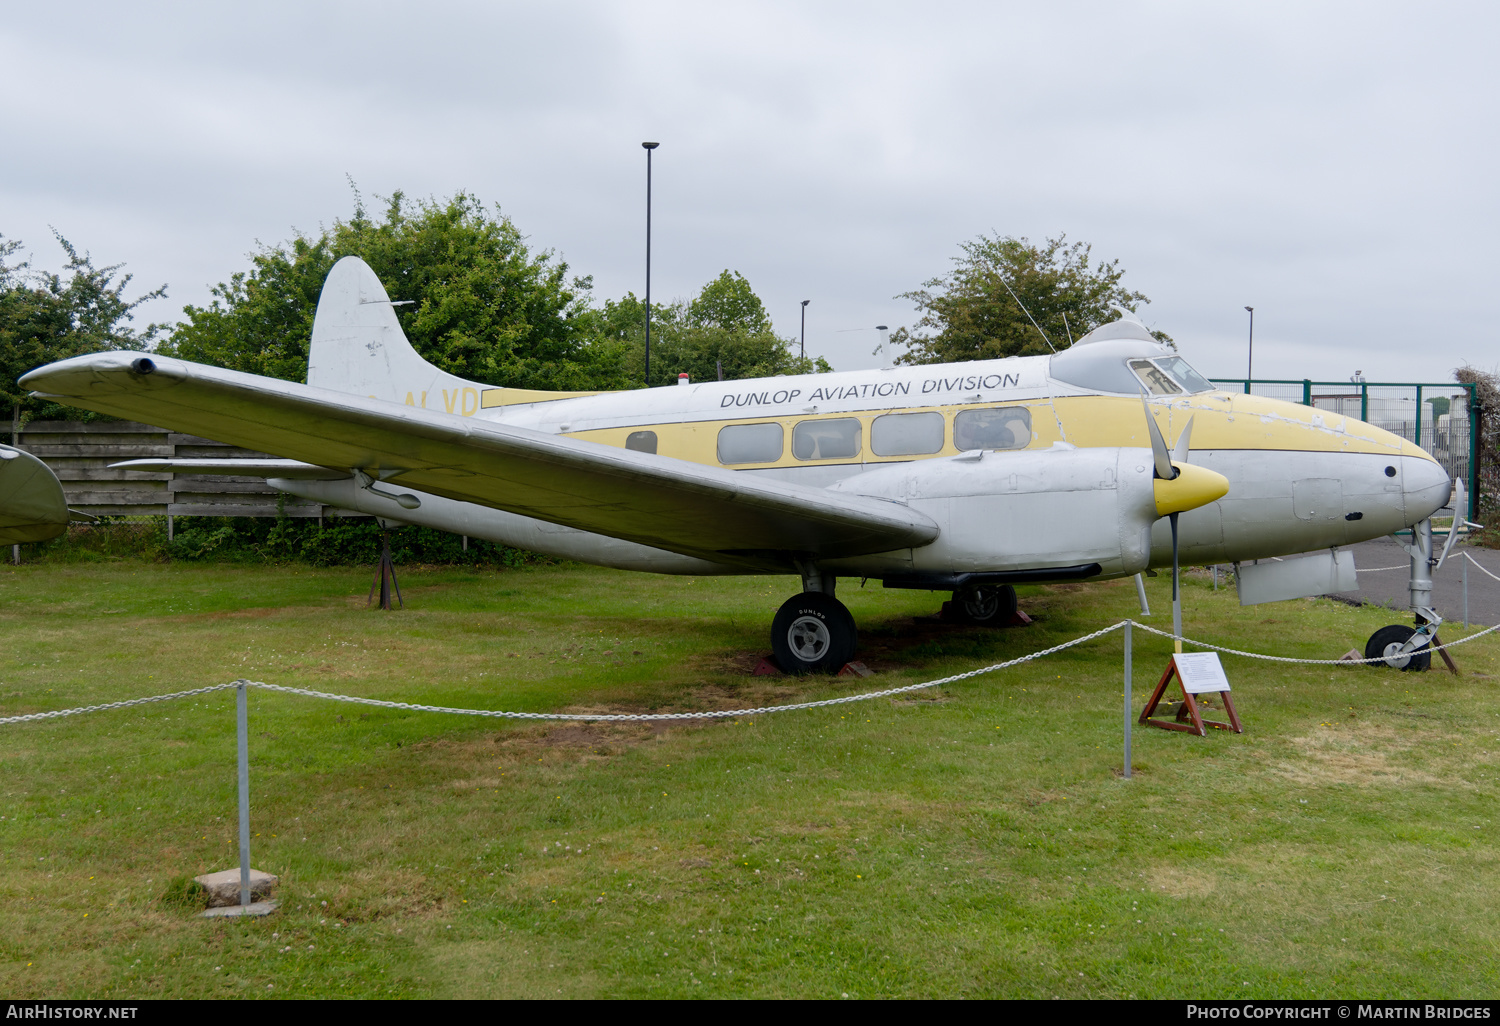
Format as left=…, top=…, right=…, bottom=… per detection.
left=950, top=584, right=1018, bottom=627
left=1363, top=624, right=1432, bottom=671
left=771, top=592, right=858, bottom=674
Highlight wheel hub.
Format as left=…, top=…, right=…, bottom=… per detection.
left=962, top=587, right=1000, bottom=620
left=787, top=615, right=831, bottom=662
left=1381, top=642, right=1412, bottom=669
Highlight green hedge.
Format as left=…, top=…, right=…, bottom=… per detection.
left=12, top=513, right=549, bottom=568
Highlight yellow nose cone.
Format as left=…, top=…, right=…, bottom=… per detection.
left=1154, top=462, right=1230, bottom=516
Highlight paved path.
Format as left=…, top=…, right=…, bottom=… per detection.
left=1325, top=538, right=1500, bottom=628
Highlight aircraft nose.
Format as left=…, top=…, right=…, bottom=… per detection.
left=1402, top=455, right=1451, bottom=526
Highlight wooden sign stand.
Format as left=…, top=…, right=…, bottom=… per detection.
left=1140, top=652, right=1243, bottom=738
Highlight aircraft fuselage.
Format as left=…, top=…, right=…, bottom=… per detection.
left=281, top=346, right=1447, bottom=582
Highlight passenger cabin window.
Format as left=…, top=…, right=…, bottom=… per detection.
left=792, top=418, right=861, bottom=461
left=717, top=422, right=784, bottom=464
left=871, top=411, right=945, bottom=456
left=1129, top=359, right=1184, bottom=395
left=954, top=407, right=1031, bottom=451
left=625, top=430, right=657, bottom=454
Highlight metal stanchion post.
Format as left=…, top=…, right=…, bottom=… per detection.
left=237, top=682, right=251, bottom=908
left=1463, top=553, right=1469, bottom=630
left=1123, top=620, right=1133, bottom=779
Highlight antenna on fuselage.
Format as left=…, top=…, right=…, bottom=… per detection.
left=994, top=273, right=1056, bottom=353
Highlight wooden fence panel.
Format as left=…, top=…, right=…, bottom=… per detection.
left=12, top=420, right=332, bottom=519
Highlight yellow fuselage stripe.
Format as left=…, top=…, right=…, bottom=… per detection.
left=564, top=392, right=1433, bottom=469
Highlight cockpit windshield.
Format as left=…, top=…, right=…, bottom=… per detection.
left=1153, top=356, right=1214, bottom=394
left=1128, top=359, right=1182, bottom=395
left=1049, top=338, right=1218, bottom=396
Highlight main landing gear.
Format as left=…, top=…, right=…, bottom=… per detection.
left=771, top=566, right=858, bottom=674
left=768, top=574, right=1023, bottom=674
left=949, top=583, right=1018, bottom=627
left=771, top=591, right=857, bottom=674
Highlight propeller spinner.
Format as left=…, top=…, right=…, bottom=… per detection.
left=1139, top=397, right=1229, bottom=655
left=1140, top=397, right=1228, bottom=516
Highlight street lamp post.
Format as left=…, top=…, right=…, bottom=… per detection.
left=642, top=142, right=659, bottom=387
left=800, top=299, right=810, bottom=362
left=1244, top=305, right=1255, bottom=386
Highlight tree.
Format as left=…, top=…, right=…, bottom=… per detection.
left=0, top=232, right=168, bottom=420
left=597, top=270, right=830, bottom=386
left=162, top=189, right=630, bottom=390
left=892, top=233, right=1165, bottom=365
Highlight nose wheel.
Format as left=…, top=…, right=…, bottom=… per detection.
left=771, top=591, right=857, bottom=674
left=1363, top=624, right=1432, bottom=672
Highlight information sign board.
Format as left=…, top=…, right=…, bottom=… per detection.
left=1172, top=652, right=1230, bottom=694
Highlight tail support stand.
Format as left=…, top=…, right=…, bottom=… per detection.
left=367, top=527, right=403, bottom=611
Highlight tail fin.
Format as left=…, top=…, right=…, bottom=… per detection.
left=307, top=256, right=483, bottom=412
left=307, top=256, right=602, bottom=416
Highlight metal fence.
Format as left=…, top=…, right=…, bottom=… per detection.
left=1211, top=379, right=1480, bottom=504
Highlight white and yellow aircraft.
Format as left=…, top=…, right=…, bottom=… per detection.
left=19, top=257, right=1450, bottom=671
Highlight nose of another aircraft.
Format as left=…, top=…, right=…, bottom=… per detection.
left=1402, top=455, right=1451, bottom=526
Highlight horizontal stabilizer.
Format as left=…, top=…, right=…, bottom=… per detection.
left=112, top=458, right=348, bottom=480
left=0, top=444, right=69, bottom=545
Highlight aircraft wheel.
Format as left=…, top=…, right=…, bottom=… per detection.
left=771, top=592, right=857, bottom=674
left=951, top=584, right=1018, bottom=627
left=1363, top=624, right=1432, bottom=672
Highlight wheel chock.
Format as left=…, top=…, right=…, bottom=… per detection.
left=837, top=661, right=873, bottom=678
left=752, top=656, right=784, bottom=676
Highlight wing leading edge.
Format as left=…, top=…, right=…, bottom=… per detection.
left=22, top=353, right=938, bottom=568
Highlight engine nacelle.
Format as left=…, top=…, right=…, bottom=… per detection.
left=826, top=443, right=1160, bottom=580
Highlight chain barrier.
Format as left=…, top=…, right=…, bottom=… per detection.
left=1464, top=551, right=1500, bottom=584
left=0, top=682, right=245, bottom=725
left=7, top=609, right=1500, bottom=728
left=1129, top=619, right=1500, bottom=665
left=0, top=623, right=1128, bottom=726
left=1359, top=554, right=1499, bottom=578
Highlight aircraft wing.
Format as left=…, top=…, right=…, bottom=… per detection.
left=22, top=353, right=939, bottom=568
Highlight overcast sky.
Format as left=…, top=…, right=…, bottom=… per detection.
left=4, top=2, right=1496, bottom=383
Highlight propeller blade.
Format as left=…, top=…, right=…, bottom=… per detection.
left=1140, top=394, right=1176, bottom=480
left=1171, top=416, right=1195, bottom=466
left=1436, top=476, right=1467, bottom=570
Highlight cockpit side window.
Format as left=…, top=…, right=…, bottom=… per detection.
left=1129, top=359, right=1184, bottom=396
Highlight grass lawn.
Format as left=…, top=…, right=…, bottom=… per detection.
left=1, top=559, right=1498, bottom=999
